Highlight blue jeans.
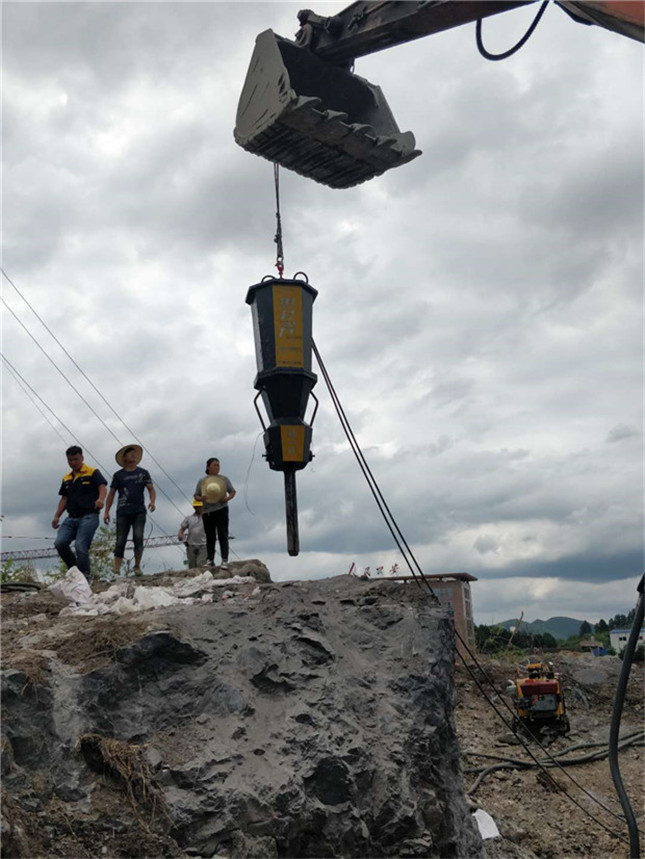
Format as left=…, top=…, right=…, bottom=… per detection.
left=55, top=513, right=100, bottom=579
left=114, top=511, right=146, bottom=558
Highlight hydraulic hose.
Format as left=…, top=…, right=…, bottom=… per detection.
left=608, top=573, right=644, bottom=858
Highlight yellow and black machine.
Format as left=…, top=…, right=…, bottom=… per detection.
left=513, top=661, right=570, bottom=736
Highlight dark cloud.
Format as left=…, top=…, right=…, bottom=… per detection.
left=1, top=3, right=641, bottom=622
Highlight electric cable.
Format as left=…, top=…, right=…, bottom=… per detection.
left=312, top=340, right=437, bottom=599
left=608, top=573, right=644, bottom=858
left=476, top=0, right=549, bottom=60
left=2, top=268, right=192, bottom=510
left=3, top=356, right=70, bottom=445
left=453, top=632, right=639, bottom=840
left=2, top=354, right=178, bottom=538
left=2, top=342, right=186, bottom=519
left=2, top=295, right=123, bottom=444
left=242, top=431, right=273, bottom=528
left=1, top=353, right=111, bottom=474
left=311, top=340, right=633, bottom=843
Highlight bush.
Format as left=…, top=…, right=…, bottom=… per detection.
left=53, top=524, right=118, bottom=582
left=0, top=559, right=37, bottom=583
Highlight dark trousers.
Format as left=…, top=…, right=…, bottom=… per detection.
left=54, top=512, right=100, bottom=578
left=202, top=508, right=229, bottom=563
left=114, top=511, right=146, bottom=558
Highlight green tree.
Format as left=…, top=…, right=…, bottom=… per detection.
left=595, top=619, right=608, bottom=634
left=579, top=620, right=592, bottom=636
left=538, top=632, right=558, bottom=649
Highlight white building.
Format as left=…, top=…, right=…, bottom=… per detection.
left=610, top=628, right=645, bottom=654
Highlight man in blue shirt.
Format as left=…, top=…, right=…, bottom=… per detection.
left=52, top=445, right=107, bottom=581
left=104, top=444, right=156, bottom=577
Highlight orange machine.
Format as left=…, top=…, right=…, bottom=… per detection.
left=514, top=661, right=570, bottom=735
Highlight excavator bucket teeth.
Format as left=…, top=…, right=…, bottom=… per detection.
left=234, top=30, right=421, bottom=189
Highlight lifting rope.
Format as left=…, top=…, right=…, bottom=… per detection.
left=273, top=164, right=285, bottom=278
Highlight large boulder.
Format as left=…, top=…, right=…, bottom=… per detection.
left=1, top=575, right=482, bottom=858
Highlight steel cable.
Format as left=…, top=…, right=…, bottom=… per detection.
left=312, top=339, right=633, bottom=844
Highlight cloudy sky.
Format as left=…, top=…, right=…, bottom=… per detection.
left=2, top=2, right=643, bottom=625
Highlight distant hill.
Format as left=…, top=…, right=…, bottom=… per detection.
left=496, top=616, right=588, bottom=641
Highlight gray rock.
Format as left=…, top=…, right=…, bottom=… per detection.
left=1, top=575, right=482, bottom=858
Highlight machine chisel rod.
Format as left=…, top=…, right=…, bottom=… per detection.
left=284, top=470, right=299, bottom=556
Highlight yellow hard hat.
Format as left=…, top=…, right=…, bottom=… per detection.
left=192, top=499, right=204, bottom=507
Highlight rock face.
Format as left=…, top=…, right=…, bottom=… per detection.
left=1, top=575, right=482, bottom=858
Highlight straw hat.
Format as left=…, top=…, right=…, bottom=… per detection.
left=201, top=476, right=226, bottom=503
left=115, top=444, right=143, bottom=467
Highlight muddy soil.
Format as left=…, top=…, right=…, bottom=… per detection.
left=455, top=653, right=644, bottom=858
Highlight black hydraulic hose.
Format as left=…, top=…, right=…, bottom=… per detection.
left=608, top=573, right=644, bottom=858
left=476, top=0, right=549, bottom=61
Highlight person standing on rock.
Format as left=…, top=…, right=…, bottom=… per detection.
left=194, top=457, right=235, bottom=570
left=178, top=500, right=208, bottom=569
left=104, top=444, right=156, bottom=577
left=52, top=445, right=108, bottom=581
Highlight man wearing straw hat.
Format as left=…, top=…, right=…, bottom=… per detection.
left=104, top=444, right=156, bottom=576
left=194, top=457, right=235, bottom=570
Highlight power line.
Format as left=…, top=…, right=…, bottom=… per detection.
left=2, top=267, right=192, bottom=509
left=1, top=353, right=182, bottom=533
left=1, top=334, right=185, bottom=518
left=2, top=295, right=123, bottom=444
left=1, top=353, right=110, bottom=473
left=3, top=357, right=69, bottom=445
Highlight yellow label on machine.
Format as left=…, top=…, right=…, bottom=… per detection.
left=273, top=285, right=304, bottom=367
left=281, top=425, right=305, bottom=462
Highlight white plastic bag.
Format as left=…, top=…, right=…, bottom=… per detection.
left=473, top=808, right=500, bottom=840
left=133, top=586, right=178, bottom=610
left=171, top=571, right=214, bottom=598
left=48, top=566, right=92, bottom=605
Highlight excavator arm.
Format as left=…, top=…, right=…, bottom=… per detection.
left=234, top=1, right=644, bottom=188
left=294, top=1, right=536, bottom=65
left=294, top=1, right=644, bottom=65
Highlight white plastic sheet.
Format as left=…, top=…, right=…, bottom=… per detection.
left=56, top=573, right=260, bottom=617
left=473, top=808, right=500, bottom=840
left=133, top=586, right=177, bottom=610
left=170, top=571, right=214, bottom=598
left=48, top=567, right=92, bottom=605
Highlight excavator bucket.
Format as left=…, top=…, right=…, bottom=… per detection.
left=234, top=30, right=421, bottom=189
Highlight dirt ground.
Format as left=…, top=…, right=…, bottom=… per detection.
left=455, top=652, right=644, bottom=858
left=1, top=578, right=643, bottom=858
